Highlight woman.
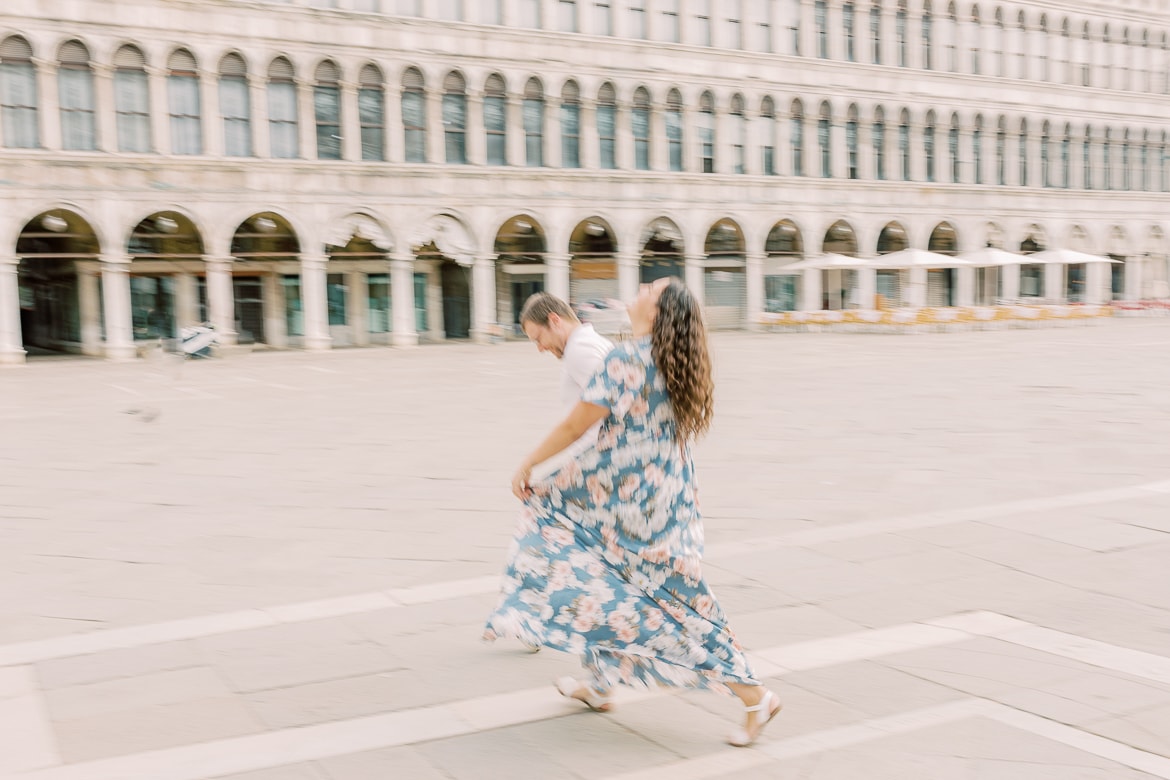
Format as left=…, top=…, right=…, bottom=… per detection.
left=483, top=277, right=781, bottom=747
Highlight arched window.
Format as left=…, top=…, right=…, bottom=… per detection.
left=896, top=0, right=908, bottom=66
left=1061, top=124, right=1071, bottom=188
left=944, top=2, right=958, bottom=71
left=358, top=64, right=385, bottom=161
left=1040, top=121, right=1050, bottom=186
left=219, top=53, right=250, bottom=157
left=843, top=2, right=857, bottom=61
left=1036, top=14, right=1049, bottom=81
left=628, top=0, right=647, bottom=39
left=818, top=101, right=832, bottom=177
left=1083, top=126, right=1093, bottom=189
left=561, top=80, right=581, bottom=168
left=993, top=8, right=1005, bottom=76
left=1103, top=127, right=1113, bottom=190
left=0, top=35, right=38, bottom=148
left=948, top=112, right=960, bottom=182
left=484, top=73, right=507, bottom=165
left=1163, top=33, right=1169, bottom=95
left=1081, top=22, right=1092, bottom=87
left=815, top=0, right=829, bottom=58
left=723, top=0, right=742, bottom=48
left=114, top=44, right=150, bottom=153
left=873, top=106, right=886, bottom=180
left=761, top=96, right=776, bottom=174
left=923, top=109, right=936, bottom=182
left=1161, top=131, right=1168, bottom=192
left=523, top=77, right=544, bottom=167
left=1119, top=28, right=1131, bottom=91
left=870, top=2, right=882, bottom=64
left=1141, top=129, right=1150, bottom=191
left=846, top=104, right=859, bottom=179
left=1014, top=11, right=1027, bottom=78
left=59, top=40, right=96, bottom=150
left=970, top=6, right=982, bottom=75
left=921, top=1, right=933, bottom=70
left=898, top=108, right=910, bottom=180
left=1122, top=128, right=1132, bottom=190
left=268, top=57, right=298, bottom=159
left=666, top=88, right=683, bottom=171
left=401, top=67, right=426, bottom=163
left=995, top=116, right=1006, bottom=185
left=730, top=93, right=746, bottom=174
left=519, top=0, right=542, bottom=27
left=594, top=0, right=614, bottom=36
left=973, top=114, right=984, bottom=183
left=790, top=99, right=805, bottom=176
left=1059, top=18, right=1071, bottom=83
left=698, top=90, right=715, bottom=172
left=1139, top=29, right=1150, bottom=92
left=598, top=82, right=617, bottom=169
left=1103, top=25, right=1114, bottom=88
left=1018, top=118, right=1028, bottom=186
left=314, top=60, right=342, bottom=160
left=632, top=86, right=651, bottom=170
left=168, top=49, right=202, bottom=155
left=443, top=71, right=467, bottom=164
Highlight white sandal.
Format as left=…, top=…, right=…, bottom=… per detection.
left=554, top=676, right=613, bottom=712
left=727, top=689, right=782, bottom=747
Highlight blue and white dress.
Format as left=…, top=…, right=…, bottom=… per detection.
left=484, top=336, right=759, bottom=694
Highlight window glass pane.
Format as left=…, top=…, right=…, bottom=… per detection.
left=523, top=98, right=543, bottom=166
left=115, top=70, right=150, bottom=152
left=169, top=76, right=202, bottom=155
left=359, top=88, right=384, bottom=161
left=60, top=68, right=96, bottom=150
left=220, top=77, right=251, bottom=157
left=327, top=273, right=347, bottom=326
left=130, top=276, right=177, bottom=340
left=413, top=272, right=428, bottom=332
left=269, top=82, right=298, bottom=158
left=315, top=86, right=341, bottom=159
left=367, top=273, right=391, bottom=333
left=282, top=275, right=303, bottom=336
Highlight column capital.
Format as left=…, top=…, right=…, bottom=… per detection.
left=545, top=253, right=571, bottom=266
left=300, top=253, right=329, bottom=268
left=99, top=255, right=132, bottom=267
left=0, top=256, right=19, bottom=268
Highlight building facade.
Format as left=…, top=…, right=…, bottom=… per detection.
left=1, top=0, right=1168, bottom=362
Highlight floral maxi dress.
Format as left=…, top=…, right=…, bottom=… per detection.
left=484, top=337, right=759, bottom=694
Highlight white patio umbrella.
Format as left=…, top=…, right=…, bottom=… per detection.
left=957, top=247, right=1025, bottom=266
left=870, top=248, right=972, bottom=268
left=782, top=253, right=870, bottom=270
left=1024, top=248, right=1120, bottom=264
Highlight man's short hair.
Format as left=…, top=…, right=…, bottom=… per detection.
left=519, top=292, right=578, bottom=327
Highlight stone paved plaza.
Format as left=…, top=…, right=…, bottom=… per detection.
left=2, top=320, right=1170, bottom=780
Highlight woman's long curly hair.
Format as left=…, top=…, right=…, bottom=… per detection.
left=651, top=278, right=714, bottom=443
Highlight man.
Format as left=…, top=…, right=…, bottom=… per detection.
left=519, top=292, right=614, bottom=459
left=509, top=293, right=612, bottom=654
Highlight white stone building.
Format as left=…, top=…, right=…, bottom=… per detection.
left=1, top=0, right=1168, bottom=363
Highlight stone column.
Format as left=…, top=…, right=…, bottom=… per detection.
left=856, top=267, right=878, bottom=309
left=546, top=253, right=570, bottom=301
left=174, top=272, right=198, bottom=329
left=466, top=91, right=486, bottom=165
left=297, top=79, right=317, bottom=159
left=348, top=270, right=369, bottom=345
left=205, top=257, right=238, bottom=345
left=745, top=252, right=765, bottom=329
left=383, top=84, right=402, bottom=163
left=543, top=95, right=560, bottom=168
left=0, top=257, right=25, bottom=364
left=801, top=268, right=822, bottom=311
left=1123, top=256, right=1140, bottom=301
left=580, top=97, right=598, bottom=169
left=299, top=253, right=331, bottom=350
left=93, top=63, right=117, bottom=152
left=617, top=252, right=640, bottom=303
left=78, top=265, right=102, bottom=357
left=146, top=66, right=170, bottom=154
left=200, top=69, right=222, bottom=156
left=955, top=267, right=976, bottom=306
left=390, top=253, right=418, bottom=346
left=1086, top=261, right=1109, bottom=304
left=1001, top=263, right=1021, bottom=301
left=831, top=118, right=847, bottom=178
left=100, top=256, right=136, bottom=361
left=715, top=106, right=733, bottom=174
left=649, top=102, right=668, bottom=171
left=684, top=254, right=705, bottom=306
left=426, top=88, right=445, bottom=163
left=471, top=255, right=498, bottom=343
left=263, top=272, right=287, bottom=348
left=506, top=93, right=526, bottom=166
left=1043, top=263, right=1063, bottom=301
left=340, top=80, right=360, bottom=161
left=249, top=74, right=270, bottom=158
left=907, top=268, right=928, bottom=307
left=34, top=59, right=61, bottom=150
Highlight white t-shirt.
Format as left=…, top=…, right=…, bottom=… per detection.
left=535, top=324, right=613, bottom=477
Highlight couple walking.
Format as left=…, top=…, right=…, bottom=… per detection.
left=483, top=279, right=781, bottom=748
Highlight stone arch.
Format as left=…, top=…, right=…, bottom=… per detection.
left=639, top=217, right=685, bottom=283
left=494, top=214, right=548, bottom=336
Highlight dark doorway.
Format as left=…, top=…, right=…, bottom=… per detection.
left=440, top=261, right=471, bottom=339
left=233, top=277, right=264, bottom=344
